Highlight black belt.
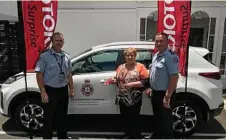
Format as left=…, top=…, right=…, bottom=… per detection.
left=44, top=85, right=67, bottom=89
left=152, top=89, right=166, bottom=92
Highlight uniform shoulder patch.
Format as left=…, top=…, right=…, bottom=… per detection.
left=173, top=57, right=178, bottom=63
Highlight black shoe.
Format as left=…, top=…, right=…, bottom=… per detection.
left=123, top=135, right=131, bottom=139
left=71, top=136, right=80, bottom=139
left=58, top=136, right=78, bottom=139
left=143, top=133, right=153, bottom=139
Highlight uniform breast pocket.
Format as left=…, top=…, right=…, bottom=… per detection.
left=155, top=63, right=164, bottom=75
left=47, top=64, right=58, bottom=76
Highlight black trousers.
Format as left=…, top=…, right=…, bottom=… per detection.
left=151, top=90, right=176, bottom=139
left=119, top=103, right=142, bottom=139
left=42, top=85, right=69, bottom=139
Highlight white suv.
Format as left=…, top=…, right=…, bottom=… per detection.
left=0, top=41, right=224, bottom=136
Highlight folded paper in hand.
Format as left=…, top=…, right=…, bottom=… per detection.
left=104, top=78, right=114, bottom=85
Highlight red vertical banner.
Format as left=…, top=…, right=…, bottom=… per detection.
left=157, top=0, right=191, bottom=76
left=21, top=0, right=58, bottom=71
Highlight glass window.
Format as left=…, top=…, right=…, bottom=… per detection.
left=139, top=11, right=158, bottom=42
left=210, top=18, right=216, bottom=35
left=208, top=36, right=214, bottom=52
left=220, top=54, right=226, bottom=70
left=136, top=50, right=152, bottom=68
left=72, top=51, right=119, bottom=74
left=224, top=18, right=226, bottom=34
left=222, top=36, right=226, bottom=52
left=92, top=51, right=118, bottom=63
left=203, top=52, right=213, bottom=64
left=140, top=18, right=146, bottom=35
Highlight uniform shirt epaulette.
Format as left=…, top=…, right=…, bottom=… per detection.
left=41, top=48, right=50, bottom=54
left=62, top=50, right=71, bottom=58
left=62, top=50, right=69, bottom=55
left=168, top=49, right=176, bottom=55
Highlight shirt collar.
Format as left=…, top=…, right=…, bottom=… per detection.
left=50, top=48, right=65, bottom=57
left=157, top=48, right=169, bottom=57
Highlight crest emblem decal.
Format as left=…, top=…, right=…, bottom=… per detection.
left=80, top=79, right=94, bottom=96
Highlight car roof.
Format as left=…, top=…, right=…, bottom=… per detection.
left=92, top=41, right=155, bottom=50
left=91, top=41, right=208, bottom=53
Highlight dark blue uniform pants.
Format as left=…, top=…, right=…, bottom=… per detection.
left=151, top=90, right=176, bottom=139
left=42, top=85, right=69, bottom=139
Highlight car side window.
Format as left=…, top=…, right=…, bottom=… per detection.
left=136, top=50, right=152, bottom=68
left=72, top=50, right=119, bottom=74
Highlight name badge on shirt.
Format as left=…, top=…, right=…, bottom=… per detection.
left=59, top=72, right=65, bottom=83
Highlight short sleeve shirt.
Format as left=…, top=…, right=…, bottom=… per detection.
left=149, top=48, right=179, bottom=91
left=115, top=63, right=149, bottom=106
left=35, top=49, right=73, bottom=88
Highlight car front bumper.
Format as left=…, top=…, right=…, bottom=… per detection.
left=0, top=85, right=8, bottom=117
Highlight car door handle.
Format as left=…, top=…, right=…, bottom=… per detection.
left=100, top=79, right=107, bottom=83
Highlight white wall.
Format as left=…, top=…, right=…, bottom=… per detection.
left=55, top=9, right=137, bottom=57
left=0, top=1, right=17, bottom=21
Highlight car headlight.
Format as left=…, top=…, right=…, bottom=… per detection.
left=3, top=74, right=24, bottom=84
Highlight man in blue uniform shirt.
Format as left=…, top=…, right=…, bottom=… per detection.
left=35, top=32, right=75, bottom=139
left=144, top=32, right=179, bottom=139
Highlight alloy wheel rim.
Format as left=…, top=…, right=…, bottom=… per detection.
left=172, top=105, right=197, bottom=133
left=20, top=104, right=44, bottom=130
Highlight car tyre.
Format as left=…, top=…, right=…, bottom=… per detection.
left=172, top=101, right=201, bottom=137
left=14, top=97, right=44, bottom=133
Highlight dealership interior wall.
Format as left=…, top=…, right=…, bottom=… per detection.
left=1, top=1, right=226, bottom=89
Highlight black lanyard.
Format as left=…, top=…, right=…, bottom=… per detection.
left=53, top=54, right=63, bottom=73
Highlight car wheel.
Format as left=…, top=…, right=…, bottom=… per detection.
left=15, top=98, right=44, bottom=133
left=172, top=101, right=201, bottom=137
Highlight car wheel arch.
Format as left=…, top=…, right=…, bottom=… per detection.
left=8, top=91, right=41, bottom=118
left=175, top=92, right=209, bottom=121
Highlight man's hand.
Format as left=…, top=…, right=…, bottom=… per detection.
left=163, top=95, right=171, bottom=108
left=145, top=88, right=152, bottom=96
left=69, top=90, right=75, bottom=98
left=41, top=92, right=48, bottom=103
left=36, top=73, right=48, bottom=103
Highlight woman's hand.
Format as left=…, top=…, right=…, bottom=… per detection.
left=111, top=77, right=117, bottom=84
left=124, top=82, right=133, bottom=89
left=104, top=77, right=116, bottom=85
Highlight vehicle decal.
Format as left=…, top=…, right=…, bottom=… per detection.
left=80, top=79, right=94, bottom=96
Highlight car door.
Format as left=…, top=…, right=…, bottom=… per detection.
left=68, top=49, right=123, bottom=115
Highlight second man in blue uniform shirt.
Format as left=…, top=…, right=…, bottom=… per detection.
left=143, top=32, right=179, bottom=139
